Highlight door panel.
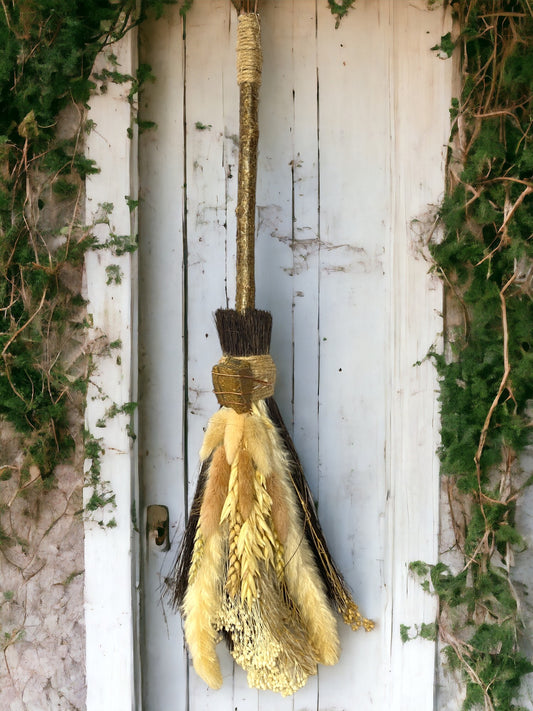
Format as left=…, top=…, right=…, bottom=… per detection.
left=139, top=1, right=452, bottom=708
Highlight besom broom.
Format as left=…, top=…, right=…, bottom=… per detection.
left=166, top=7, right=373, bottom=696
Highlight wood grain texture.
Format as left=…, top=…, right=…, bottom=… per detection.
left=137, top=9, right=189, bottom=710
left=138, top=0, right=452, bottom=708
left=84, top=32, right=139, bottom=711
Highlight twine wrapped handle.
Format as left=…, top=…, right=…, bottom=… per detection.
left=237, top=13, right=262, bottom=85
left=235, top=13, right=262, bottom=313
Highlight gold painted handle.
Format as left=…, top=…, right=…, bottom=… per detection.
left=235, top=13, right=262, bottom=313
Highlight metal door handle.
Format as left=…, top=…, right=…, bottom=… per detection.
left=147, top=504, right=170, bottom=551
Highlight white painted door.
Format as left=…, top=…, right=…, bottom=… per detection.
left=138, top=1, right=452, bottom=709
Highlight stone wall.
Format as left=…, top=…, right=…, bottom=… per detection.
left=0, top=103, right=87, bottom=711
left=0, top=454, right=85, bottom=711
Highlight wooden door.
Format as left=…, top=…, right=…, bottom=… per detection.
left=138, top=1, right=452, bottom=708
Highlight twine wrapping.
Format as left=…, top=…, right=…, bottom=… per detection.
left=236, top=13, right=262, bottom=86
left=212, top=354, right=276, bottom=413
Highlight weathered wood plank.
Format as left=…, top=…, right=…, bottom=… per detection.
left=138, top=8, right=188, bottom=708
left=315, top=0, right=392, bottom=706
left=84, top=32, right=139, bottom=711
left=256, top=0, right=294, bottom=422
left=183, top=2, right=241, bottom=708
left=184, top=0, right=234, bottom=470
left=257, top=6, right=307, bottom=707
left=288, top=2, right=321, bottom=708
left=386, top=2, right=452, bottom=708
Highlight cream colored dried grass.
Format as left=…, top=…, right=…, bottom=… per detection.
left=199, top=407, right=230, bottom=461
left=182, top=528, right=226, bottom=688
left=187, top=399, right=343, bottom=693
left=216, top=568, right=318, bottom=696
left=243, top=412, right=275, bottom=475
left=237, top=467, right=276, bottom=605
left=224, top=407, right=245, bottom=464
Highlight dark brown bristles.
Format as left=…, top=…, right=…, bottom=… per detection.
left=264, top=397, right=354, bottom=611
left=165, top=455, right=210, bottom=609
left=215, top=308, right=272, bottom=356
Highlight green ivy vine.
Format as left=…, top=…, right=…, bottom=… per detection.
left=0, top=0, right=177, bottom=540
left=409, top=2, right=533, bottom=709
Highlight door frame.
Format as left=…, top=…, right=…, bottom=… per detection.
left=84, top=30, right=141, bottom=711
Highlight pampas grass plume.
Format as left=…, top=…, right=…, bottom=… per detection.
left=182, top=530, right=225, bottom=688
left=200, top=446, right=231, bottom=538
left=200, top=408, right=230, bottom=461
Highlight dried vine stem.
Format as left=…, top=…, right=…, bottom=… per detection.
left=474, top=272, right=516, bottom=474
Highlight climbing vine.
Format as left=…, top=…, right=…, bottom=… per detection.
left=0, top=0, right=180, bottom=544
left=409, top=2, right=533, bottom=709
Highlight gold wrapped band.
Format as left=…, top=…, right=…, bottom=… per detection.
left=212, top=355, right=276, bottom=413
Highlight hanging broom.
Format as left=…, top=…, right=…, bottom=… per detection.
left=167, top=8, right=373, bottom=697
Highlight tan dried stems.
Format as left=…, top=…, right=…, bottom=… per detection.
left=183, top=402, right=347, bottom=694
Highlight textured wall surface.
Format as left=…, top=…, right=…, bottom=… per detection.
left=514, top=447, right=533, bottom=708
left=0, top=101, right=87, bottom=710
left=0, top=447, right=86, bottom=711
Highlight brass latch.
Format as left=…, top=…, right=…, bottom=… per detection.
left=146, top=504, right=170, bottom=551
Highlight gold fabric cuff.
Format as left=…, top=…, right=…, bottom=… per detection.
left=212, top=354, right=276, bottom=413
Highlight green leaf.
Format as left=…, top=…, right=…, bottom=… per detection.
left=431, top=32, right=455, bottom=58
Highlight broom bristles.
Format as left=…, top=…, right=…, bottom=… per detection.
left=215, top=308, right=272, bottom=356
left=215, top=308, right=361, bottom=619
left=264, top=397, right=349, bottom=605
left=165, top=307, right=372, bottom=694
left=168, top=308, right=367, bottom=616
left=165, top=456, right=210, bottom=609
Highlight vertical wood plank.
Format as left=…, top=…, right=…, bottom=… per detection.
left=290, top=0, right=320, bottom=509
left=84, top=32, right=139, bottom=711
left=288, top=3, right=321, bottom=708
left=184, top=2, right=240, bottom=708
left=256, top=0, right=294, bottom=422
left=386, top=2, right=452, bottom=707
left=138, top=9, right=188, bottom=709
left=315, top=0, right=391, bottom=707
left=185, top=0, right=233, bottom=468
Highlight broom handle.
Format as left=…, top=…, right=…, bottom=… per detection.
left=235, top=13, right=262, bottom=313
